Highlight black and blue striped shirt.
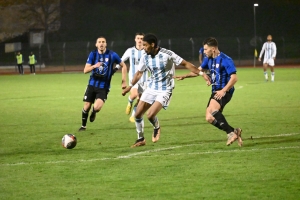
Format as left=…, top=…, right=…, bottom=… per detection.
left=201, top=52, right=236, bottom=95
left=86, top=49, right=121, bottom=89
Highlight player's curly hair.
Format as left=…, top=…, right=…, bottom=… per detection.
left=143, top=33, right=158, bottom=48
left=203, top=37, right=218, bottom=47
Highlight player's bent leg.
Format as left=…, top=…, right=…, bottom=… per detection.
left=206, top=108, right=222, bottom=130
left=208, top=99, right=237, bottom=146
left=270, top=66, right=275, bottom=82
left=263, top=63, right=269, bottom=81
left=147, top=101, right=163, bottom=143
left=79, top=102, right=92, bottom=131
left=90, top=98, right=104, bottom=122
left=131, top=100, right=151, bottom=147
left=205, top=108, right=215, bottom=124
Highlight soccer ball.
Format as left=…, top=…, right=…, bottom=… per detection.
left=62, top=134, right=77, bottom=149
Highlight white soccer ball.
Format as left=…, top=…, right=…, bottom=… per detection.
left=62, top=134, right=77, bottom=149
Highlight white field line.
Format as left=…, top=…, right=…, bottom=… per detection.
left=1, top=133, right=299, bottom=166
left=136, top=146, right=300, bottom=159
left=116, top=145, right=196, bottom=159
left=252, top=133, right=300, bottom=138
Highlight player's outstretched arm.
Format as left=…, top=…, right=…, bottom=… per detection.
left=174, top=59, right=200, bottom=80
left=119, top=61, right=127, bottom=89
left=174, top=61, right=211, bottom=85
left=174, top=72, right=198, bottom=80
left=122, top=70, right=143, bottom=96
left=180, top=60, right=200, bottom=74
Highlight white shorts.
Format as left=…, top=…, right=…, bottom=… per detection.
left=263, top=58, right=275, bottom=66
left=140, top=88, right=172, bottom=109
left=131, top=82, right=147, bottom=94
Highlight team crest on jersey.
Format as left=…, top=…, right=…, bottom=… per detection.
left=216, top=64, right=219, bottom=68
left=100, top=58, right=103, bottom=62
left=211, top=70, right=220, bottom=85
left=105, top=58, right=109, bottom=62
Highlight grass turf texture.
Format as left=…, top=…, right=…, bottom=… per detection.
left=0, top=68, right=299, bottom=200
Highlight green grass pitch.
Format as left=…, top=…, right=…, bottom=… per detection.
left=0, top=68, right=299, bottom=200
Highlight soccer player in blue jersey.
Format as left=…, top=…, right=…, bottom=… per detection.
left=199, top=47, right=205, bottom=65
left=78, top=36, right=127, bottom=131
left=175, top=37, right=243, bottom=147
left=122, top=33, right=210, bottom=147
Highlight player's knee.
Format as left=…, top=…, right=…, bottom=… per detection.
left=93, top=105, right=102, bottom=112
left=93, top=104, right=103, bottom=112
left=205, top=114, right=214, bottom=123
left=84, top=102, right=92, bottom=111
left=146, top=112, right=155, bottom=120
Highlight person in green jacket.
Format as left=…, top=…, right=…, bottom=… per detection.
left=29, top=52, right=36, bottom=75
left=16, top=51, right=23, bottom=75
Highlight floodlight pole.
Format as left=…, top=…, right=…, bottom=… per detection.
left=253, top=3, right=259, bottom=67
left=39, top=44, right=42, bottom=71
left=63, top=42, right=66, bottom=71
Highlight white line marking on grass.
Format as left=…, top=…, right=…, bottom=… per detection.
left=237, top=86, right=243, bottom=89
left=1, top=133, right=299, bottom=166
left=252, top=133, right=300, bottom=139
left=139, top=146, right=300, bottom=158
left=117, top=145, right=195, bottom=159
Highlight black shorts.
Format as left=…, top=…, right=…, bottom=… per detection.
left=83, top=85, right=109, bottom=103
left=207, top=91, right=232, bottom=112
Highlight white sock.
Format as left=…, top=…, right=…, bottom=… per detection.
left=149, top=116, right=160, bottom=129
left=135, top=118, right=144, bottom=139
left=264, top=72, right=268, bottom=80
left=128, top=97, right=133, bottom=104
left=271, top=72, right=275, bottom=81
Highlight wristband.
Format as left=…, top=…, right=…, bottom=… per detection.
left=199, top=71, right=204, bottom=76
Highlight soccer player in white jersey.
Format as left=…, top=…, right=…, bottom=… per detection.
left=122, top=33, right=210, bottom=147
left=258, top=35, right=277, bottom=82
left=116, top=33, right=147, bottom=122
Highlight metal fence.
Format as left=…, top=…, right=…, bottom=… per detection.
left=0, top=36, right=299, bottom=70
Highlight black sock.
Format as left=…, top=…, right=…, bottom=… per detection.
left=92, top=107, right=98, bottom=114
left=212, top=119, right=223, bottom=130
left=82, top=108, right=89, bottom=126
left=212, top=111, right=234, bottom=134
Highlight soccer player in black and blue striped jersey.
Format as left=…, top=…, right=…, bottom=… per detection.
left=199, top=47, right=206, bottom=65
left=175, top=37, right=242, bottom=147
left=78, top=36, right=127, bottom=131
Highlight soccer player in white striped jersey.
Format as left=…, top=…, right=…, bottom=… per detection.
left=116, top=33, right=147, bottom=122
left=258, top=35, right=277, bottom=82
left=122, top=33, right=210, bottom=148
